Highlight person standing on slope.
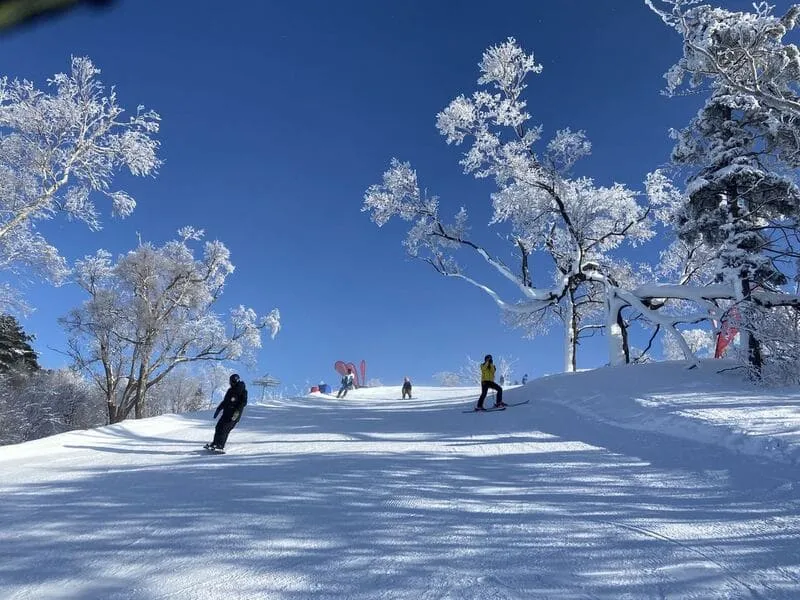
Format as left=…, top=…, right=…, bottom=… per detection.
left=337, top=367, right=355, bottom=398
left=205, top=374, right=248, bottom=451
left=475, top=354, right=505, bottom=411
left=401, top=376, right=412, bottom=399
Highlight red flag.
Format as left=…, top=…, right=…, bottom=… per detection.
left=334, top=361, right=348, bottom=376
left=714, top=307, right=740, bottom=358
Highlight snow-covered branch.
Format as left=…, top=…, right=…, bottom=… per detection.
left=0, top=56, right=161, bottom=304
left=647, top=0, right=800, bottom=120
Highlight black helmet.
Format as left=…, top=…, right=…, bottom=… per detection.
left=485, top=354, right=492, bottom=362
left=229, top=373, right=241, bottom=386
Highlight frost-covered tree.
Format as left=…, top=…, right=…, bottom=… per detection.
left=495, top=354, right=517, bottom=383
left=741, top=301, right=800, bottom=382
left=432, top=371, right=463, bottom=387
left=363, top=39, right=654, bottom=371
left=0, top=314, right=39, bottom=372
left=143, top=367, right=210, bottom=418
left=457, top=356, right=486, bottom=385
left=196, top=362, right=233, bottom=407
left=648, top=1, right=800, bottom=136
left=663, top=76, right=800, bottom=372
left=0, top=368, right=105, bottom=446
left=502, top=277, right=606, bottom=372
left=51, top=368, right=107, bottom=430
left=0, top=56, right=160, bottom=307
left=61, top=227, right=280, bottom=423
left=644, top=166, right=763, bottom=364
left=648, top=170, right=720, bottom=288
left=644, top=2, right=800, bottom=377
left=663, top=327, right=714, bottom=359
left=457, top=354, right=517, bottom=385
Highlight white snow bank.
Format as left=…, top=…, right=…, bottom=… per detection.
left=0, top=412, right=199, bottom=463
left=526, top=359, right=800, bottom=465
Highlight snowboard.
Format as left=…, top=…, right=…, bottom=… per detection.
left=203, top=444, right=226, bottom=454
left=462, top=399, right=530, bottom=413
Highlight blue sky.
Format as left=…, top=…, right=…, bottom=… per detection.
left=0, top=0, right=775, bottom=392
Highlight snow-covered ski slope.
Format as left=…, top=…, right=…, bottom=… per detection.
left=2, top=361, right=800, bottom=599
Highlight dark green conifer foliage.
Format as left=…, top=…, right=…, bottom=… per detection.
left=0, top=314, right=40, bottom=373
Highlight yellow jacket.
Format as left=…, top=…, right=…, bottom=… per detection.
left=480, top=361, right=495, bottom=382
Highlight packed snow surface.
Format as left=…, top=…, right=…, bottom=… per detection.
left=2, top=361, right=800, bottom=599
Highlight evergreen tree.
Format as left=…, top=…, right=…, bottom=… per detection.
left=671, top=90, right=800, bottom=373
left=0, top=314, right=39, bottom=373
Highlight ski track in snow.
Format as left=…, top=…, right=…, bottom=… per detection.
left=1, top=364, right=800, bottom=599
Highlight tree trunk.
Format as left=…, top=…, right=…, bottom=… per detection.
left=741, top=277, right=764, bottom=378
left=133, top=359, right=150, bottom=419
left=108, top=400, right=123, bottom=424
left=618, top=308, right=630, bottom=364
left=605, top=286, right=630, bottom=366
left=564, top=287, right=577, bottom=372
left=723, top=160, right=763, bottom=378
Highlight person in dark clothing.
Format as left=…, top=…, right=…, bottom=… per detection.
left=475, top=354, right=505, bottom=411
left=205, top=373, right=248, bottom=451
left=401, top=376, right=412, bottom=399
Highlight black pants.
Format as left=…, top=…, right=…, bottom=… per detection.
left=212, top=418, right=237, bottom=448
left=337, top=386, right=349, bottom=398
left=477, top=380, right=503, bottom=408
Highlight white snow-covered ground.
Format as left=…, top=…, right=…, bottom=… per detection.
left=2, top=361, right=800, bottom=599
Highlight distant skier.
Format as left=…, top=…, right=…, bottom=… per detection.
left=499, top=374, right=505, bottom=386
left=205, top=374, right=248, bottom=452
left=402, top=376, right=412, bottom=399
left=522, top=373, right=528, bottom=385
left=475, top=354, right=505, bottom=411
left=337, top=368, right=355, bottom=398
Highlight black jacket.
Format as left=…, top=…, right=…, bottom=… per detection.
left=214, top=381, right=248, bottom=422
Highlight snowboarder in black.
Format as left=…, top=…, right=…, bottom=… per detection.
left=401, top=376, right=412, bottom=399
left=205, top=373, right=248, bottom=451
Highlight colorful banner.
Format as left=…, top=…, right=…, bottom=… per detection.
left=335, top=359, right=367, bottom=387
left=715, top=307, right=741, bottom=358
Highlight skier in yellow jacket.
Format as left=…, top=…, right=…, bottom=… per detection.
left=475, top=354, right=505, bottom=411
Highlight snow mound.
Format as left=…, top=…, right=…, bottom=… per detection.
left=529, top=360, right=800, bottom=465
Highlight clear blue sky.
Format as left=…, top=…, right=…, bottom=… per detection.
left=0, top=0, right=773, bottom=392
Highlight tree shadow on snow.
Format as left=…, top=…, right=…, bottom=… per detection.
left=1, top=394, right=799, bottom=599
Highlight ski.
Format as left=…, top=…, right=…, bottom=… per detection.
left=503, top=400, right=530, bottom=407
left=462, top=399, right=529, bottom=413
